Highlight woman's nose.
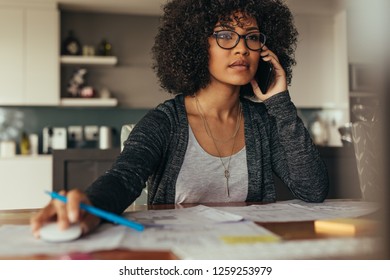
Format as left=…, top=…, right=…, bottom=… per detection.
left=234, top=37, right=249, bottom=55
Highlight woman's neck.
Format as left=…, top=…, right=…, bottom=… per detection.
left=194, top=83, right=241, bottom=120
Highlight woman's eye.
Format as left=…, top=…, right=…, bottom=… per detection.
left=217, top=32, right=233, bottom=40
left=247, top=34, right=260, bottom=41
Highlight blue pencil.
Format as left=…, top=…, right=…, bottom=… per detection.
left=45, top=191, right=144, bottom=231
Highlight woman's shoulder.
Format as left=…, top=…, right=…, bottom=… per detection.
left=155, top=94, right=185, bottom=112
left=140, top=94, right=186, bottom=127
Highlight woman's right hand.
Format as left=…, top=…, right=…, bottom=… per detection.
left=251, top=46, right=287, bottom=101
left=30, top=189, right=101, bottom=238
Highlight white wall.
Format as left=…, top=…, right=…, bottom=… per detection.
left=288, top=1, right=349, bottom=112
left=345, top=0, right=387, bottom=64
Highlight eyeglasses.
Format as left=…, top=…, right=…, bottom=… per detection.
left=212, top=30, right=266, bottom=51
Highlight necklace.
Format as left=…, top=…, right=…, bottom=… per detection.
left=194, top=95, right=241, bottom=197
left=194, top=96, right=242, bottom=143
left=201, top=103, right=242, bottom=143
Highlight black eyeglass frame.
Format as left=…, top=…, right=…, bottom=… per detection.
left=212, top=30, right=267, bottom=51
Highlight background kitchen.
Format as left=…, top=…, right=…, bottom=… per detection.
left=0, top=0, right=384, bottom=209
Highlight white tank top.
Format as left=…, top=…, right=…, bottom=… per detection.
left=175, top=126, right=248, bottom=203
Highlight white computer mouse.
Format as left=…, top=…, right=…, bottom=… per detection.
left=39, top=222, right=82, bottom=243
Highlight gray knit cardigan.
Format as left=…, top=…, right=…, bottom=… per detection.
left=86, top=91, right=329, bottom=214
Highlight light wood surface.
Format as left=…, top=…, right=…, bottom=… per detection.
left=0, top=202, right=380, bottom=260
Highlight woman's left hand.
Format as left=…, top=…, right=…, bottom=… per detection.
left=250, top=46, right=287, bottom=101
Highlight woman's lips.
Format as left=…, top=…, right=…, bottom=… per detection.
left=229, top=60, right=249, bottom=70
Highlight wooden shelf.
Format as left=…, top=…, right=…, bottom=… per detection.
left=60, top=98, right=118, bottom=107
left=349, top=91, right=376, bottom=98
left=0, top=155, right=52, bottom=161
left=60, top=55, right=118, bottom=66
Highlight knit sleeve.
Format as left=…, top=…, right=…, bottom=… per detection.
left=263, top=91, right=329, bottom=202
left=85, top=108, right=172, bottom=214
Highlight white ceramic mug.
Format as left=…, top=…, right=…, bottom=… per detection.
left=0, top=140, right=16, bottom=158
left=99, top=126, right=112, bottom=149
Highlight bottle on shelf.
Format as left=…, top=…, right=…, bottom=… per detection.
left=29, top=134, right=38, bottom=155
left=20, top=132, right=31, bottom=155
left=98, top=39, right=112, bottom=56
left=62, top=30, right=82, bottom=56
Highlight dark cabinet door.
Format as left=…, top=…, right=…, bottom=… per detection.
left=274, top=146, right=361, bottom=200
left=319, top=146, right=361, bottom=199
left=53, top=148, right=120, bottom=192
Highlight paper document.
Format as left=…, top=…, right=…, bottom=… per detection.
left=172, top=236, right=380, bottom=260
left=120, top=221, right=279, bottom=251
left=0, top=224, right=126, bottom=257
left=215, top=200, right=379, bottom=222
left=0, top=221, right=274, bottom=258
left=125, top=205, right=243, bottom=226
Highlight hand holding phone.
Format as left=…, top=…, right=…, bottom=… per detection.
left=241, top=58, right=274, bottom=96
left=255, top=59, right=274, bottom=94
left=241, top=46, right=287, bottom=98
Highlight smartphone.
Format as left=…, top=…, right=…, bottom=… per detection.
left=240, top=59, right=274, bottom=95
left=255, top=59, right=274, bottom=94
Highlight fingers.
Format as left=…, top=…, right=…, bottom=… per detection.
left=30, top=190, right=70, bottom=237
left=54, top=198, right=70, bottom=230
left=260, top=46, right=279, bottom=63
left=251, top=46, right=288, bottom=100
left=30, top=189, right=95, bottom=239
left=30, top=203, right=56, bottom=238
left=250, top=79, right=263, bottom=96
left=66, top=189, right=88, bottom=223
left=79, top=215, right=101, bottom=235
left=66, top=190, right=100, bottom=235
left=260, top=47, right=283, bottom=73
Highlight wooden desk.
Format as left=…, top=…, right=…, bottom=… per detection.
left=0, top=203, right=381, bottom=260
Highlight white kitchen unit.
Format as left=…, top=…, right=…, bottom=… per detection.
left=0, top=2, right=59, bottom=106
left=0, top=155, right=52, bottom=210
left=289, top=11, right=349, bottom=109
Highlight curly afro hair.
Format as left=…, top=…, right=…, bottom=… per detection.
left=152, top=0, right=298, bottom=96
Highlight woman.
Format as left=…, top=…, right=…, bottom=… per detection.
left=31, top=0, right=328, bottom=236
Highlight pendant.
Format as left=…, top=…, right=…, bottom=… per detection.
left=224, top=170, right=230, bottom=197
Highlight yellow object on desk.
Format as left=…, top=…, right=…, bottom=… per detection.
left=314, top=218, right=379, bottom=236
left=220, top=235, right=280, bottom=244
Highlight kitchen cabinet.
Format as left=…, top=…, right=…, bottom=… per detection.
left=319, top=146, right=361, bottom=199
left=60, top=55, right=119, bottom=107
left=0, top=7, right=24, bottom=104
left=52, top=148, right=120, bottom=192
left=0, top=3, right=59, bottom=106
left=60, top=11, right=167, bottom=109
left=289, top=11, right=349, bottom=109
left=0, top=155, right=52, bottom=210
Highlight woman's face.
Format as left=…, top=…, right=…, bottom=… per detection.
left=208, top=13, right=261, bottom=88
